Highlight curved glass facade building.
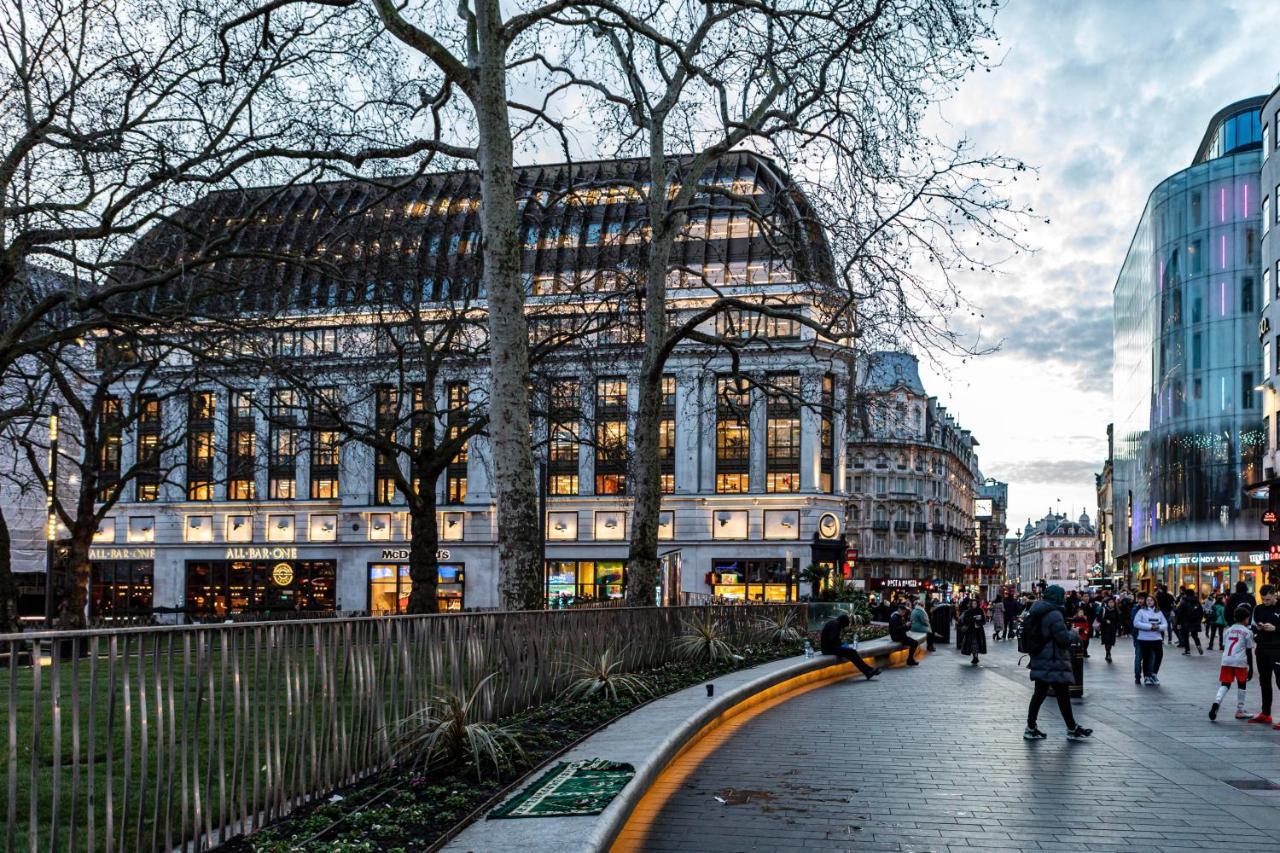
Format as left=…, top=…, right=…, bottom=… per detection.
left=1112, top=97, right=1267, bottom=594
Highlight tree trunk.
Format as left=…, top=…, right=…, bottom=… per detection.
left=56, top=530, right=92, bottom=630
left=626, top=153, right=675, bottom=605
left=406, top=498, right=441, bottom=614
left=0, top=507, right=20, bottom=632
left=473, top=0, right=543, bottom=610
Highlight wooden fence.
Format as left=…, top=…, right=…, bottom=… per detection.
left=0, top=603, right=802, bottom=852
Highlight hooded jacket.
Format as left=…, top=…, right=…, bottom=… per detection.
left=1132, top=607, right=1168, bottom=641
left=1026, top=598, right=1076, bottom=684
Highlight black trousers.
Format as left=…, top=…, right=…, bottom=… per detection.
left=1259, top=648, right=1278, bottom=716
left=1207, top=623, right=1224, bottom=648
left=894, top=635, right=920, bottom=661
left=1138, top=639, right=1163, bottom=677
left=1028, top=680, right=1077, bottom=730
left=830, top=645, right=876, bottom=677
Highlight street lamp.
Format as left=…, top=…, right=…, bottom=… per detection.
left=44, top=404, right=59, bottom=627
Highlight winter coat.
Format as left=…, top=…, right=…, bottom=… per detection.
left=1176, top=598, right=1203, bottom=633
left=1099, top=609, right=1120, bottom=646
left=1026, top=600, right=1076, bottom=684
left=910, top=606, right=931, bottom=635
left=1133, top=607, right=1168, bottom=641
left=960, top=609, right=987, bottom=655
left=1002, top=597, right=1022, bottom=622
left=888, top=611, right=911, bottom=642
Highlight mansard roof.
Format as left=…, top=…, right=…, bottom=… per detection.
left=114, top=151, right=834, bottom=315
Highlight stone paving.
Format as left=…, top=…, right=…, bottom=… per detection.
left=614, top=633, right=1280, bottom=852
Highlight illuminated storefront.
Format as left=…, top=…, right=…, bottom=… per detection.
left=88, top=546, right=156, bottom=619
left=184, top=559, right=336, bottom=617
left=1138, top=550, right=1266, bottom=597
left=368, top=563, right=465, bottom=613
left=545, top=560, right=626, bottom=603
left=709, top=558, right=795, bottom=601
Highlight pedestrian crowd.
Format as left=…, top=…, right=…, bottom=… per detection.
left=850, top=579, right=1280, bottom=738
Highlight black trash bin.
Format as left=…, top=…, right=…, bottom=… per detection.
left=1069, top=643, right=1085, bottom=698
left=930, top=605, right=952, bottom=645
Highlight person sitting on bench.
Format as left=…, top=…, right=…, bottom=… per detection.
left=889, top=603, right=922, bottom=666
left=819, top=613, right=881, bottom=680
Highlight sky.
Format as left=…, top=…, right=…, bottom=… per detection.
left=917, top=0, right=1280, bottom=534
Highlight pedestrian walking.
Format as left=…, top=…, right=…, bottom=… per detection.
left=1070, top=604, right=1092, bottom=658
left=1247, top=585, right=1280, bottom=727
left=1177, top=590, right=1205, bottom=655
left=991, top=597, right=1005, bottom=641
left=1209, top=606, right=1255, bottom=721
left=889, top=603, right=921, bottom=665
left=818, top=613, right=882, bottom=680
left=1156, top=585, right=1175, bottom=644
left=1022, top=585, right=1092, bottom=741
left=1207, top=594, right=1226, bottom=651
left=1227, top=581, right=1255, bottom=626
left=1134, top=595, right=1168, bottom=685
left=960, top=598, right=987, bottom=666
left=1099, top=598, right=1120, bottom=663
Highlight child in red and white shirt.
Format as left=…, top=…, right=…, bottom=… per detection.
left=1210, top=606, right=1255, bottom=721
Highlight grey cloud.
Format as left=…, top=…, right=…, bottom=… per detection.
left=988, top=459, right=1102, bottom=486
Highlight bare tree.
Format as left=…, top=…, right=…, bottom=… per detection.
left=524, top=0, right=1030, bottom=603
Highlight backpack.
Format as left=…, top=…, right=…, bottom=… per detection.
left=1018, top=610, right=1047, bottom=656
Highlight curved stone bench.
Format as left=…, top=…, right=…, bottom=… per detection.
left=441, top=633, right=927, bottom=853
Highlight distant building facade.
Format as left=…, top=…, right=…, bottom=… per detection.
left=971, top=479, right=1008, bottom=596
left=845, top=352, right=980, bottom=598
left=1015, top=511, right=1097, bottom=592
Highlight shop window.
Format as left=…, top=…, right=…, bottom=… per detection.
left=368, top=562, right=465, bottom=614
left=185, top=515, right=213, bottom=543
left=657, top=510, right=675, bottom=540
left=709, top=558, right=793, bottom=602
left=309, top=514, right=338, bottom=542
left=185, top=559, right=335, bottom=617
left=93, top=518, right=115, bottom=544
left=91, top=561, right=153, bottom=620
left=545, top=560, right=625, bottom=604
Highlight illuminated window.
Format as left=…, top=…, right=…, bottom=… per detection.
left=96, top=396, right=123, bottom=502
left=715, top=376, right=750, bottom=493
left=820, top=374, right=836, bottom=493
left=374, top=385, right=399, bottom=505
left=550, top=379, right=582, bottom=494
left=659, top=375, right=676, bottom=494
left=309, top=389, right=340, bottom=500
left=269, top=389, right=297, bottom=500
left=186, top=391, right=215, bottom=501
left=446, top=382, right=469, bottom=504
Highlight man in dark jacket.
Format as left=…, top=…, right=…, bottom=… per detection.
left=1248, top=585, right=1280, bottom=726
left=1227, top=581, right=1255, bottom=628
left=1176, top=590, right=1204, bottom=655
left=1024, top=585, right=1093, bottom=741
left=1001, top=594, right=1022, bottom=642
left=819, top=613, right=881, bottom=679
left=888, top=604, right=921, bottom=665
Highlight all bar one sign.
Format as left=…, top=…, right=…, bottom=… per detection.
left=224, top=546, right=298, bottom=560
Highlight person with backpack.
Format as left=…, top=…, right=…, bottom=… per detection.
left=1177, top=589, right=1205, bottom=655
left=1133, top=595, right=1169, bottom=685
left=1207, top=594, right=1227, bottom=651
left=1023, top=585, right=1093, bottom=741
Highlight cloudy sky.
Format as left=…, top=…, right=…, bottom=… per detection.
left=918, top=0, right=1280, bottom=532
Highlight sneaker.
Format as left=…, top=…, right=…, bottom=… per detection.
left=1272, top=721, right=1280, bottom=730
left=1182, top=650, right=1191, bottom=656
left=1150, top=675, right=1160, bottom=685
left=906, top=659, right=919, bottom=667
left=1143, top=676, right=1155, bottom=685
left=1235, top=710, right=1251, bottom=720
left=1197, top=647, right=1204, bottom=655
left=1067, top=726, right=1093, bottom=740
left=1248, top=713, right=1273, bottom=724
left=1210, top=702, right=1220, bottom=721
left=1023, top=727, right=1047, bottom=740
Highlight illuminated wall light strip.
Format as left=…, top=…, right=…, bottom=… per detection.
left=1222, top=375, right=1227, bottom=412
left=1243, top=182, right=1249, bottom=218
left=1221, top=280, right=1227, bottom=316
left=1221, top=187, right=1227, bottom=222
left=1159, top=259, right=1165, bottom=291
left=1221, top=234, right=1227, bottom=269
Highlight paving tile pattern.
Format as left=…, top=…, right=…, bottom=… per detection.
left=616, top=636, right=1280, bottom=852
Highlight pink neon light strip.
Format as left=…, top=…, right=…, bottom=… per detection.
left=1244, top=182, right=1249, bottom=218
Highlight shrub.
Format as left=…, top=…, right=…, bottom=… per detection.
left=395, top=673, right=523, bottom=781
left=752, top=608, right=805, bottom=644
left=672, top=612, right=736, bottom=664
left=561, top=647, right=653, bottom=703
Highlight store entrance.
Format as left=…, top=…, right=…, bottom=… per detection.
left=184, top=559, right=335, bottom=618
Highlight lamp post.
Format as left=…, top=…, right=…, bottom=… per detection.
left=44, top=404, right=59, bottom=627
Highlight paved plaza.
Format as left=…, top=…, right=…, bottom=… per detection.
left=615, top=636, right=1280, bottom=852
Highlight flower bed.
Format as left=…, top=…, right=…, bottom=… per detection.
left=223, top=640, right=803, bottom=852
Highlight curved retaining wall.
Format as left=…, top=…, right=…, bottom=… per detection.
left=442, top=633, right=927, bottom=853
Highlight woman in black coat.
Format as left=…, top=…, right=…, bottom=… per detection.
left=959, top=598, right=987, bottom=665
left=1024, top=585, right=1092, bottom=740
left=1098, top=598, right=1121, bottom=663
